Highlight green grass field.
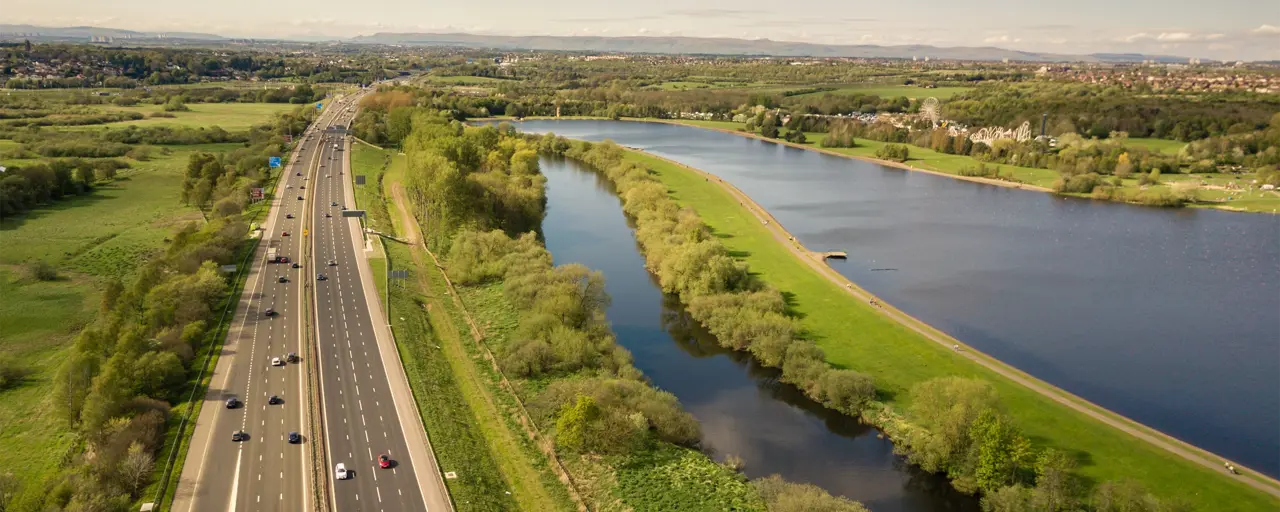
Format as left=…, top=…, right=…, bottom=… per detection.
left=424, top=75, right=511, bottom=86
left=80, top=103, right=298, bottom=131
left=1125, top=137, right=1188, bottom=155
left=0, top=98, right=292, bottom=498
left=793, top=84, right=974, bottom=100
left=623, top=149, right=1279, bottom=510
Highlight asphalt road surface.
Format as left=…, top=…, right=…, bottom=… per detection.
left=173, top=97, right=356, bottom=512
left=311, top=116, right=440, bottom=511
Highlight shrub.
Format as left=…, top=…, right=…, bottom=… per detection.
left=25, top=260, right=58, bottom=281
left=753, top=474, right=870, bottom=512
left=0, top=356, right=32, bottom=390
left=874, top=143, right=910, bottom=162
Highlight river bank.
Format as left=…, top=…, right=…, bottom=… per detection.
left=559, top=141, right=1280, bottom=508
left=475, top=116, right=1279, bottom=214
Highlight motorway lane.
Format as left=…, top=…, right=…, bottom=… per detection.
left=312, top=118, right=430, bottom=510
left=174, top=100, right=350, bottom=512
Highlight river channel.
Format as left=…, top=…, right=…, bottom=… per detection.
left=539, top=155, right=979, bottom=511
left=513, top=119, right=1280, bottom=480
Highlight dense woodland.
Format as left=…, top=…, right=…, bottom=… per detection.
left=0, top=42, right=420, bottom=87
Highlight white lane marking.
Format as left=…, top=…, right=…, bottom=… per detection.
left=226, top=448, right=243, bottom=512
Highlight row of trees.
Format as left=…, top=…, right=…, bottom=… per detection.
left=179, top=106, right=317, bottom=211
left=945, top=82, right=1280, bottom=141
left=0, top=158, right=128, bottom=218
left=7, top=203, right=250, bottom=510
left=552, top=138, right=880, bottom=418
left=399, top=115, right=546, bottom=251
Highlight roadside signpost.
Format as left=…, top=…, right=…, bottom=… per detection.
left=250, top=188, right=264, bottom=202
left=354, top=175, right=366, bottom=185
left=269, top=156, right=282, bottom=168
left=316, top=102, right=323, bottom=110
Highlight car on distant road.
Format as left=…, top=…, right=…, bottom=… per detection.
left=286, top=213, right=294, bottom=219
left=296, top=172, right=302, bottom=176
left=232, top=430, right=246, bottom=442
left=291, top=262, right=300, bottom=268
left=325, top=213, right=331, bottom=218
left=331, top=201, right=338, bottom=206
left=287, top=352, right=299, bottom=363
left=317, top=273, right=327, bottom=281
left=272, top=357, right=283, bottom=366
left=335, top=463, right=348, bottom=480
left=288, top=432, right=301, bottom=444
left=282, top=231, right=290, bottom=236
left=268, top=395, right=281, bottom=405
left=279, top=256, right=290, bottom=263
left=225, top=397, right=240, bottom=409
left=264, top=308, right=276, bottom=317
left=297, top=196, right=304, bottom=200
left=328, top=260, right=337, bottom=266
left=277, top=275, right=287, bottom=283
left=378, top=454, right=390, bottom=468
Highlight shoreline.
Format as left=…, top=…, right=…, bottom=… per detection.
left=620, top=147, right=1280, bottom=498
left=476, top=116, right=1275, bottom=214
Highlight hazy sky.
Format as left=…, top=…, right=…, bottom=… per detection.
left=7, top=0, right=1280, bottom=60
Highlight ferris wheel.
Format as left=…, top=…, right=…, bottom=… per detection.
left=920, top=97, right=941, bottom=127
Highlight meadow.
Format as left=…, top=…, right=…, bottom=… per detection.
left=0, top=98, right=290, bottom=497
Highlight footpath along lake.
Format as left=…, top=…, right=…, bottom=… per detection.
left=514, top=119, right=1280, bottom=479
left=539, top=155, right=979, bottom=511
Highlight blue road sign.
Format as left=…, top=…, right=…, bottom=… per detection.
left=269, top=156, right=282, bottom=168
left=316, top=102, right=323, bottom=109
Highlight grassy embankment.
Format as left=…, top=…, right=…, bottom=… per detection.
left=790, top=84, right=974, bottom=100
left=353, top=142, right=576, bottom=511
left=361, top=141, right=766, bottom=511
left=621, top=149, right=1280, bottom=510
left=658, top=119, right=1280, bottom=213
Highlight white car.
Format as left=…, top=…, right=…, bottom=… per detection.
left=335, top=463, right=348, bottom=480
left=272, top=357, right=283, bottom=366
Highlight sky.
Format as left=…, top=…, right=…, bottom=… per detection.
left=6, top=0, right=1280, bottom=60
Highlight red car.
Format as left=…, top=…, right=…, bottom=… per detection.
left=282, top=231, right=290, bottom=237
left=378, top=454, right=390, bottom=469
left=279, top=256, right=290, bottom=263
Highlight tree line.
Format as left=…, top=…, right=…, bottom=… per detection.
left=6, top=193, right=252, bottom=510
left=548, top=137, right=1194, bottom=511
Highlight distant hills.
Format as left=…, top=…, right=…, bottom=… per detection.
left=0, top=24, right=1196, bottom=63
left=0, top=24, right=224, bottom=42
left=352, top=33, right=1193, bottom=63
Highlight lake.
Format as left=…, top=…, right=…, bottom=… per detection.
left=513, top=119, right=1280, bottom=479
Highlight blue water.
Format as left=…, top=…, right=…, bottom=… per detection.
left=538, top=156, right=978, bottom=511
left=513, top=119, right=1280, bottom=479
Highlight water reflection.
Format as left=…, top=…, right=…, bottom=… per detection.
left=539, top=156, right=978, bottom=512
left=518, top=120, right=1280, bottom=478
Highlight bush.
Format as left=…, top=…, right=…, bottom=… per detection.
left=1052, top=173, right=1105, bottom=194
left=0, top=356, right=32, bottom=390
left=753, top=474, right=869, bottom=512
left=25, top=260, right=58, bottom=281
left=874, top=143, right=910, bottom=162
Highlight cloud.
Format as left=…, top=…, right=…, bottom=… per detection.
left=666, top=9, right=767, bottom=18
left=1121, top=31, right=1225, bottom=43
left=983, top=35, right=1022, bottom=44
left=560, top=15, right=662, bottom=23
left=1251, top=24, right=1280, bottom=36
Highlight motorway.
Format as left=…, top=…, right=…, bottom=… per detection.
left=170, top=92, right=448, bottom=512
left=311, top=108, right=447, bottom=511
